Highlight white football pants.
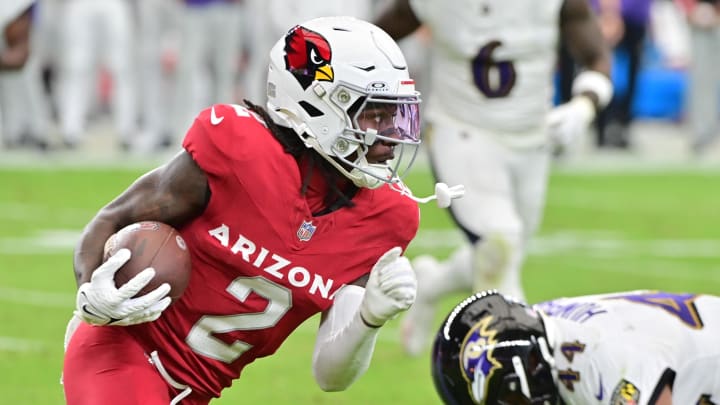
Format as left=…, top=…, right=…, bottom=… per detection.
left=57, top=0, right=136, bottom=144
left=135, top=0, right=180, bottom=148
left=172, top=1, right=245, bottom=136
left=426, top=118, right=552, bottom=301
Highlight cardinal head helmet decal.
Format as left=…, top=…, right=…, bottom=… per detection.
left=283, top=26, right=334, bottom=90
left=266, top=17, right=422, bottom=189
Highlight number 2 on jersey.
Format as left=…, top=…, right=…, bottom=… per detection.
left=186, top=277, right=292, bottom=363
left=472, top=40, right=516, bottom=98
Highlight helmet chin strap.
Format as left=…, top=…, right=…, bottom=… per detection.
left=304, top=136, right=390, bottom=189
left=268, top=107, right=390, bottom=189
left=390, top=182, right=465, bottom=208
left=348, top=163, right=390, bottom=189
left=267, top=107, right=312, bottom=140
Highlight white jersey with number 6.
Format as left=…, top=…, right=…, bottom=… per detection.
left=410, top=0, right=563, bottom=142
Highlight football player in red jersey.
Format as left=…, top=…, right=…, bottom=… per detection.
left=62, top=16, right=456, bottom=405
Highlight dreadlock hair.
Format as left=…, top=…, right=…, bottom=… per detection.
left=244, top=100, right=356, bottom=214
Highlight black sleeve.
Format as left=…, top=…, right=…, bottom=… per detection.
left=647, top=368, right=676, bottom=405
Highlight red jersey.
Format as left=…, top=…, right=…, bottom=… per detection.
left=127, top=104, right=420, bottom=399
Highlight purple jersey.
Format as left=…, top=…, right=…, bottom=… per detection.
left=184, top=0, right=233, bottom=7
left=589, top=0, right=653, bottom=25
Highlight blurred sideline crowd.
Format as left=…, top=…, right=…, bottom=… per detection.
left=0, top=0, right=718, bottom=156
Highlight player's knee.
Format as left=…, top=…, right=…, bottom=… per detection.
left=411, top=250, right=473, bottom=305
left=471, top=231, right=522, bottom=289
left=412, top=255, right=447, bottom=302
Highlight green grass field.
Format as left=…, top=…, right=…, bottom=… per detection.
left=1, top=164, right=719, bottom=404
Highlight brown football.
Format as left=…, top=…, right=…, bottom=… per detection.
left=103, top=221, right=191, bottom=302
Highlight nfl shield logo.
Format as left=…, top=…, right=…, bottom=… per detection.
left=296, top=220, right=316, bottom=242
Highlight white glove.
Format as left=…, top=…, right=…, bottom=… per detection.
left=546, top=96, right=596, bottom=148
left=360, top=247, right=417, bottom=328
left=75, top=248, right=172, bottom=326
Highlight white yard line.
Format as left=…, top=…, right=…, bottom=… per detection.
left=409, top=229, right=720, bottom=259
left=0, top=203, right=93, bottom=223
left=1, top=229, right=718, bottom=321
left=0, top=287, right=74, bottom=308
left=573, top=260, right=720, bottom=282
left=0, top=336, right=46, bottom=353
left=0, top=229, right=82, bottom=254
left=530, top=233, right=720, bottom=258
left=2, top=228, right=720, bottom=260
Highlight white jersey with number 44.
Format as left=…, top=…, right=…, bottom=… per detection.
left=535, top=291, right=720, bottom=405
left=410, top=0, right=563, bottom=136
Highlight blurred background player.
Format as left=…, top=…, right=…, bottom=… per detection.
left=0, top=0, right=50, bottom=150
left=63, top=17, right=435, bottom=404
left=596, top=0, right=653, bottom=150
left=560, top=0, right=654, bottom=150
left=241, top=0, right=374, bottom=104
left=170, top=0, right=246, bottom=142
left=375, top=0, right=613, bottom=356
left=677, top=0, right=720, bottom=154
left=0, top=0, right=33, bottom=70
left=134, top=0, right=180, bottom=152
left=56, top=0, right=136, bottom=150
left=431, top=289, right=720, bottom=405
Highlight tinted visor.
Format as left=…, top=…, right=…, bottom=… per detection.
left=354, top=96, right=421, bottom=144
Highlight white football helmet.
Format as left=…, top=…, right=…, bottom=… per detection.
left=266, top=16, right=422, bottom=189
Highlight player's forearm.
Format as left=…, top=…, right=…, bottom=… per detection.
left=1, top=9, right=32, bottom=70
left=561, top=0, right=612, bottom=77
left=0, top=45, right=30, bottom=70
left=73, top=215, right=120, bottom=286
left=312, top=285, right=381, bottom=391
left=374, top=0, right=421, bottom=40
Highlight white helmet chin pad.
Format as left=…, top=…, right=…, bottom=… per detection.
left=266, top=16, right=422, bottom=188
left=349, top=160, right=392, bottom=189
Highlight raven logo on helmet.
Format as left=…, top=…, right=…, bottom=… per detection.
left=460, top=316, right=502, bottom=403
left=283, top=26, right=334, bottom=90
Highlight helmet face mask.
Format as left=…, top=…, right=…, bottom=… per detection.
left=338, top=89, right=421, bottom=185
left=266, top=16, right=421, bottom=189
left=432, top=291, right=560, bottom=405
left=483, top=337, right=558, bottom=405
